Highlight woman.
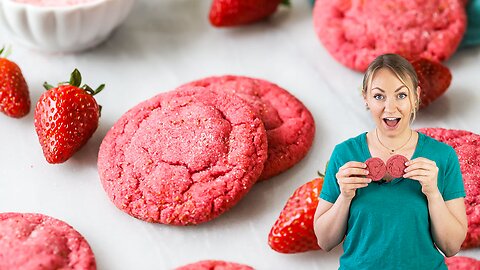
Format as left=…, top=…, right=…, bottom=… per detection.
left=313, top=54, right=467, bottom=269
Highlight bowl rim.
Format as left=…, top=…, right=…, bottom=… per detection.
left=1, top=0, right=117, bottom=10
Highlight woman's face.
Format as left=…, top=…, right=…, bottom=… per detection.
left=364, top=68, right=415, bottom=137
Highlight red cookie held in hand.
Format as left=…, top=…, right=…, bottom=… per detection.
left=386, top=154, right=408, bottom=178
left=365, top=157, right=386, bottom=181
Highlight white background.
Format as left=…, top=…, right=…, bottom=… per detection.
left=1, top=0, right=480, bottom=269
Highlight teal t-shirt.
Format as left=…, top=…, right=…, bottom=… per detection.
left=320, top=132, right=466, bottom=270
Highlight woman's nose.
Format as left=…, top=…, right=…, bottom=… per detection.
left=384, top=98, right=397, bottom=112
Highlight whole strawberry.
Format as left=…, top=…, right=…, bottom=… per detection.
left=268, top=176, right=323, bottom=253
left=34, top=69, right=104, bottom=164
left=0, top=47, right=30, bottom=118
left=209, top=0, right=290, bottom=27
left=411, top=58, right=452, bottom=109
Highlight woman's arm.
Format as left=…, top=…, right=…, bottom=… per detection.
left=313, top=196, right=352, bottom=252
left=313, top=161, right=371, bottom=251
left=404, top=157, right=468, bottom=257
left=427, top=196, right=467, bottom=257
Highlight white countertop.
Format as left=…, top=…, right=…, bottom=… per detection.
left=1, top=1, right=480, bottom=269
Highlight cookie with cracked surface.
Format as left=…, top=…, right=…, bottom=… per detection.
left=98, top=87, right=268, bottom=225
left=0, top=212, right=96, bottom=270
left=365, top=157, right=386, bottom=181
left=445, top=256, right=480, bottom=270
left=313, top=0, right=466, bottom=71
left=182, top=75, right=315, bottom=180
left=418, top=128, right=480, bottom=249
left=386, top=154, right=408, bottom=178
left=175, top=260, right=254, bottom=270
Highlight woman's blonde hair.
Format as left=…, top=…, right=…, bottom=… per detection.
left=362, top=54, right=420, bottom=123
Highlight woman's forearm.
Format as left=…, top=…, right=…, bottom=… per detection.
left=428, top=192, right=467, bottom=257
left=314, top=195, right=352, bottom=252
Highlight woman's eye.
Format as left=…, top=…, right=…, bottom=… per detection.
left=398, top=93, right=407, bottom=99
left=374, top=94, right=384, bottom=100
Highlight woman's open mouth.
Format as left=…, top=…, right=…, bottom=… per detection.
left=383, top=117, right=401, bottom=129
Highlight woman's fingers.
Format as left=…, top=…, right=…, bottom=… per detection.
left=341, top=168, right=369, bottom=177
left=340, top=161, right=366, bottom=170
left=341, top=177, right=372, bottom=184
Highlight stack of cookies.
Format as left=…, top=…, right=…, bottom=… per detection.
left=97, top=75, right=315, bottom=225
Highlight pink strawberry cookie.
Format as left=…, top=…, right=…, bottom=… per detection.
left=445, top=256, right=480, bottom=270
left=365, top=157, right=386, bottom=181
left=0, top=213, right=96, bottom=270
left=386, top=154, right=408, bottom=178
left=418, top=128, right=480, bottom=249
left=175, top=260, right=254, bottom=270
left=98, top=87, right=268, bottom=225
left=313, top=0, right=466, bottom=71
left=182, top=75, right=315, bottom=181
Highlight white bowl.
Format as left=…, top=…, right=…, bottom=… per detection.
left=0, top=0, right=134, bottom=53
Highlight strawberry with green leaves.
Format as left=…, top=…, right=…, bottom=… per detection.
left=411, top=58, right=452, bottom=109
left=0, top=47, right=30, bottom=118
left=209, top=0, right=290, bottom=27
left=268, top=175, right=324, bottom=253
left=34, top=69, right=104, bottom=164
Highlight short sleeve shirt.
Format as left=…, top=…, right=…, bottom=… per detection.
left=320, top=132, right=466, bottom=270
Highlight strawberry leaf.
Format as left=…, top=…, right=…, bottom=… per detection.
left=281, top=0, right=291, bottom=6
left=93, top=84, right=105, bottom=95
left=43, top=82, right=55, bottom=90
left=69, top=69, right=82, bottom=88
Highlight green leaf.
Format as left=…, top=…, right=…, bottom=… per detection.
left=0, top=47, right=4, bottom=56
left=281, top=0, right=291, bottom=6
left=43, top=82, right=55, bottom=90
left=93, top=84, right=105, bottom=95
left=69, top=69, right=82, bottom=87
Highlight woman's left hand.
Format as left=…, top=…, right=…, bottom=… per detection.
left=403, top=157, right=440, bottom=198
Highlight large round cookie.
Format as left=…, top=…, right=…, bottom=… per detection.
left=175, top=260, right=254, bottom=270
left=313, top=0, right=467, bottom=71
left=418, top=128, right=480, bottom=249
left=183, top=75, right=315, bottom=180
left=445, top=256, right=480, bottom=270
left=98, top=87, right=268, bottom=225
left=0, top=213, right=96, bottom=270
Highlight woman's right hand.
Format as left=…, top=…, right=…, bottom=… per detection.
left=336, top=161, right=372, bottom=200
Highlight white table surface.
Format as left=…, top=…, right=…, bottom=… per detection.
left=1, top=1, right=480, bottom=269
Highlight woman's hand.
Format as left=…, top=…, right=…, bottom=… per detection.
left=336, top=161, right=371, bottom=200
left=403, top=157, right=440, bottom=198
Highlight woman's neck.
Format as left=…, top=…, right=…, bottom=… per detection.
left=374, top=128, right=414, bottom=152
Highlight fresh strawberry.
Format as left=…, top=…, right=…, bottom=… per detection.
left=411, top=58, right=452, bottom=109
left=209, top=0, right=290, bottom=27
left=34, top=69, right=104, bottom=164
left=268, top=176, right=323, bottom=253
left=0, top=47, right=30, bottom=118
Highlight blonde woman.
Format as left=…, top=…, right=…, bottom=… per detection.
left=313, top=54, right=467, bottom=269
